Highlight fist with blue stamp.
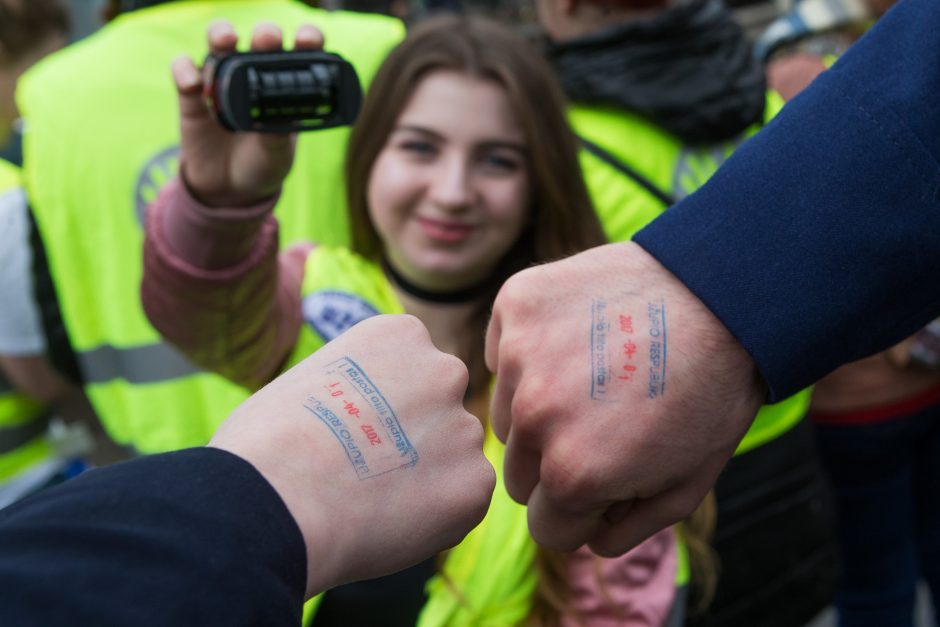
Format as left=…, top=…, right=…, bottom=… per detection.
left=304, top=357, right=418, bottom=479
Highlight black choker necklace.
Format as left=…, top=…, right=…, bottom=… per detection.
left=383, top=261, right=494, bottom=304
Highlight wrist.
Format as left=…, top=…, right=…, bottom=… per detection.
left=207, top=403, right=350, bottom=599
left=179, top=161, right=280, bottom=209
left=621, top=242, right=767, bottom=401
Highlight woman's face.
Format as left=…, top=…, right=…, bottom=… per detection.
left=367, top=70, right=531, bottom=292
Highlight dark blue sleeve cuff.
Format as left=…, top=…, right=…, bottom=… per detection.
left=634, top=0, right=940, bottom=401
left=0, top=448, right=307, bottom=626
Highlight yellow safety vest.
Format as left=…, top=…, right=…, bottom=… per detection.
left=571, top=93, right=813, bottom=454
left=17, top=0, right=403, bottom=453
left=0, top=159, right=58, bottom=493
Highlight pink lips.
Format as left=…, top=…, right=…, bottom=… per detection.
left=416, top=216, right=475, bottom=243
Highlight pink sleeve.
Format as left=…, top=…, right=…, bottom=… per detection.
left=141, top=174, right=311, bottom=391
left=562, top=527, right=678, bottom=626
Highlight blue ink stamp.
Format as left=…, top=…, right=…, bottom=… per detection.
left=305, top=356, right=418, bottom=479
left=647, top=302, right=667, bottom=398
left=591, top=299, right=611, bottom=401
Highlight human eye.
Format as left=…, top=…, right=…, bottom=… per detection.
left=398, top=139, right=437, bottom=158
left=480, top=151, right=521, bottom=174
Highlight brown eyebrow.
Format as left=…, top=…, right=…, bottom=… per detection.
left=392, top=124, right=528, bottom=155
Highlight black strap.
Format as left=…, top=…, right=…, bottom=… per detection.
left=27, top=207, right=84, bottom=386
left=578, top=135, right=677, bottom=209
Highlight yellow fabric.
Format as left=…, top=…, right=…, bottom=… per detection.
left=573, top=91, right=810, bottom=455
left=675, top=528, right=690, bottom=588
left=0, top=158, right=18, bottom=190
left=0, top=159, right=57, bottom=482
left=572, top=91, right=786, bottom=243
left=288, top=246, right=405, bottom=368
left=0, top=392, right=42, bottom=428
left=0, top=436, right=53, bottom=482
left=17, top=1, right=403, bottom=452
left=418, top=426, right=537, bottom=627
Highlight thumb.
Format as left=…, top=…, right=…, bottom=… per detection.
left=171, top=55, right=209, bottom=122
left=524, top=482, right=608, bottom=551
left=586, top=490, right=692, bottom=558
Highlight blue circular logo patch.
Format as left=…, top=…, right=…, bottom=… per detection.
left=302, top=291, right=380, bottom=341
left=134, top=145, right=180, bottom=227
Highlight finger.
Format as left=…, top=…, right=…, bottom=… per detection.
left=525, top=482, right=608, bottom=551
left=250, top=21, right=284, bottom=52
left=171, top=55, right=202, bottom=96
left=483, top=304, right=502, bottom=376
left=294, top=23, right=325, bottom=51
left=438, top=352, right=470, bottom=404
left=500, top=429, right=541, bottom=504
left=586, top=491, right=688, bottom=558
left=487, top=353, right=516, bottom=443
left=172, top=55, right=210, bottom=120
left=206, top=19, right=239, bottom=55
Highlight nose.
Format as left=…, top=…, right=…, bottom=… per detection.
left=428, top=154, right=472, bottom=212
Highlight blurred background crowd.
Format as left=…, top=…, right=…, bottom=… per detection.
left=0, top=0, right=936, bottom=625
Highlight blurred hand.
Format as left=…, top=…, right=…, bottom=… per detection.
left=485, top=242, right=765, bottom=556
left=210, top=315, right=496, bottom=598
left=171, top=20, right=325, bottom=207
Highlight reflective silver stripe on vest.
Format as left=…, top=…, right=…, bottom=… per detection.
left=0, top=411, right=51, bottom=454
left=78, top=341, right=201, bottom=385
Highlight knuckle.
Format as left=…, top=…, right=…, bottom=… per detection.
left=670, top=491, right=703, bottom=522
left=589, top=536, right=632, bottom=559
left=493, top=269, right=534, bottom=314
left=439, top=353, right=470, bottom=396
left=400, top=313, right=430, bottom=338
left=508, top=382, right=540, bottom=423
left=508, top=377, right=555, bottom=433
left=456, top=408, right=486, bottom=447
left=539, top=453, right=595, bottom=504
left=373, top=313, right=429, bottom=344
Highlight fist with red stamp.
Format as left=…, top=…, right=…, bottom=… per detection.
left=304, top=356, right=419, bottom=479
left=590, top=297, right=668, bottom=401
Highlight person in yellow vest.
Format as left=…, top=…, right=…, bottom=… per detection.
left=143, top=14, right=701, bottom=626
left=0, top=0, right=121, bottom=507
left=534, top=0, right=838, bottom=623
left=13, top=0, right=403, bottom=458
left=0, top=156, right=98, bottom=507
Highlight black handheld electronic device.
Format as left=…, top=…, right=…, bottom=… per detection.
left=203, top=50, right=362, bottom=133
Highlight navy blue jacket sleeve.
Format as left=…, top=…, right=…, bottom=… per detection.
left=634, top=0, right=940, bottom=401
left=0, top=448, right=306, bottom=627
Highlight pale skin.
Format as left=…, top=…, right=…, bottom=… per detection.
left=209, top=314, right=495, bottom=599
left=485, top=242, right=765, bottom=556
